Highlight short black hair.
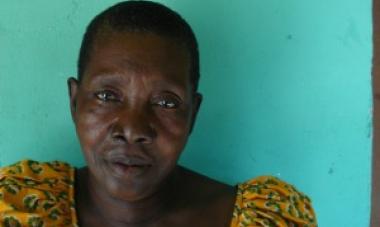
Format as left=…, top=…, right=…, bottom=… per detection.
left=78, top=0, right=200, bottom=92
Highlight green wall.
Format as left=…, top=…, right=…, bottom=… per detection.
left=0, top=1, right=372, bottom=226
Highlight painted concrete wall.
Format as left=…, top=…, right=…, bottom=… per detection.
left=0, top=1, right=372, bottom=226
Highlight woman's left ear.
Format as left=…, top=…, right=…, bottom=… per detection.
left=189, top=92, right=202, bottom=133
left=67, top=77, right=79, bottom=121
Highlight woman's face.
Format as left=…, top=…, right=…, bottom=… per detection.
left=68, top=31, right=201, bottom=201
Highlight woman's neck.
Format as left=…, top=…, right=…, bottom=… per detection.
left=75, top=166, right=237, bottom=227
left=76, top=167, right=181, bottom=227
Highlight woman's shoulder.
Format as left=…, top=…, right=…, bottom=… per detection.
left=0, top=159, right=74, bottom=187
left=0, top=159, right=77, bottom=226
left=231, top=175, right=317, bottom=227
left=0, top=159, right=73, bottom=176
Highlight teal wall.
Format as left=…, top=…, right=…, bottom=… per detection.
left=0, top=1, right=372, bottom=226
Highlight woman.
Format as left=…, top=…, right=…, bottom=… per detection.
left=0, top=1, right=317, bottom=226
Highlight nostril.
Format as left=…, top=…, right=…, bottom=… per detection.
left=110, top=116, right=156, bottom=144
left=134, top=136, right=152, bottom=144
left=113, top=134, right=126, bottom=142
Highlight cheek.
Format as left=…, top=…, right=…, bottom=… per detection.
left=154, top=109, right=192, bottom=159
left=155, top=105, right=193, bottom=134
left=75, top=103, right=111, bottom=153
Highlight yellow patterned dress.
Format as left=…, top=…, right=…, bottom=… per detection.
left=0, top=160, right=77, bottom=227
left=0, top=160, right=317, bottom=227
left=230, top=176, right=317, bottom=227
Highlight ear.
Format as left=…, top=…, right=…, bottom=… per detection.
left=67, top=77, right=79, bottom=122
left=189, top=92, right=202, bottom=134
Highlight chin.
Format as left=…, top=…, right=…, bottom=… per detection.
left=93, top=164, right=161, bottom=201
left=88, top=155, right=178, bottom=201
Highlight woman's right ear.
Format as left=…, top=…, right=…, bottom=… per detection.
left=67, top=77, right=79, bottom=121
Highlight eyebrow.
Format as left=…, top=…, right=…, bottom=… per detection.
left=88, top=71, right=189, bottom=98
left=89, top=72, right=131, bottom=86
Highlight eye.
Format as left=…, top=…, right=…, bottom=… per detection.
left=152, top=94, right=182, bottom=109
left=156, top=99, right=178, bottom=109
left=95, top=90, right=119, bottom=102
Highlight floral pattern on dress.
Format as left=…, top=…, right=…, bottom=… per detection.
left=0, top=160, right=77, bottom=227
left=230, top=176, right=317, bottom=227
left=0, top=160, right=316, bottom=227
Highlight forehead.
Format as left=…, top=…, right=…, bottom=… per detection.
left=83, top=31, right=191, bottom=87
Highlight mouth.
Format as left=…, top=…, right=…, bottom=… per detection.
left=105, top=155, right=153, bottom=179
left=111, top=163, right=151, bottom=177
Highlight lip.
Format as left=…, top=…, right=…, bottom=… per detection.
left=107, top=161, right=152, bottom=179
left=107, top=154, right=152, bottom=165
left=104, top=153, right=153, bottom=179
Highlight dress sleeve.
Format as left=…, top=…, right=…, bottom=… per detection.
left=230, top=176, right=317, bottom=227
left=0, top=160, right=78, bottom=227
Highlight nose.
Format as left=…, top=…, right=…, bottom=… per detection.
left=111, top=108, right=156, bottom=144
